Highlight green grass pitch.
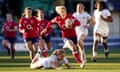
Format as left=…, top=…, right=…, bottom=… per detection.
left=0, top=48, right=120, bottom=72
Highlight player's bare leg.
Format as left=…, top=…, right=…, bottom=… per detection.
left=46, top=42, right=51, bottom=50
left=33, top=42, right=39, bottom=52
left=10, top=43, right=15, bottom=59
left=2, top=40, right=10, bottom=55
left=92, top=33, right=100, bottom=62
left=101, top=37, right=109, bottom=59
left=63, top=40, right=85, bottom=68
left=25, top=41, right=34, bottom=60
left=78, top=34, right=87, bottom=62
left=39, top=38, right=47, bottom=57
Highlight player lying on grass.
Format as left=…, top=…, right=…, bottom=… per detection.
left=30, top=49, right=72, bottom=69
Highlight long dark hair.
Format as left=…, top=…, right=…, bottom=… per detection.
left=99, top=1, right=107, bottom=9
left=95, top=1, right=107, bottom=9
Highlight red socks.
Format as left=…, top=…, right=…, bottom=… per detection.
left=42, top=48, right=47, bottom=57
left=72, top=51, right=82, bottom=64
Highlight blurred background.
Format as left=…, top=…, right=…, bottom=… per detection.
left=0, top=0, right=120, bottom=51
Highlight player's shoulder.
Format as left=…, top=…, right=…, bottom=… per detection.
left=94, top=9, right=98, bottom=13
left=68, top=13, right=73, bottom=17
left=49, top=55, right=57, bottom=60
left=102, top=9, right=110, bottom=13
left=12, top=21, right=17, bottom=24
left=83, top=12, right=89, bottom=15
left=73, top=12, right=77, bottom=16
left=3, top=21, right=8, bottom=24
left=31, top=16, right=37, bottom=20
left=67, top=14, right=75, bottom=19
left=3, top=21, right=8, bottom=25
left=44, top=19, right=48, bottom=22
left=20, top=16, right=26, bottom=21
left=53, top=15, right=62, bottom=22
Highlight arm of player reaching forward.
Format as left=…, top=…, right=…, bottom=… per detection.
left=41, top=17, right=56, bottom=35
left=50, top=60, right=58, bottom=69
left=63, top=58, right=72, bottom=69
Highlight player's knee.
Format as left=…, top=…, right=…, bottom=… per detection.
left=94, top=35, right=100, bottom=41
left=101, top=38, right=107, bottom=43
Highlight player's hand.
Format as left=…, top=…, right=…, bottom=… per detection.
left=101, top=15, right=106, bottom=20
left=20, top=29, right=25, bottom=33
left=41, top=29, right=47, bottom=35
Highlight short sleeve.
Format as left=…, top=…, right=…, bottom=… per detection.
left=102, top=9, right=111, bottom=17
left=73, top=13, right=77, bottom=17
left=49, top=55, right=57, bottom=62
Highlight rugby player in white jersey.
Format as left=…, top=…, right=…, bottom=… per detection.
left=92, top=1, right=113, bottom=62
left=73, top=3, right=94, bottom=62
left=30, top=49, right=71, bottom=69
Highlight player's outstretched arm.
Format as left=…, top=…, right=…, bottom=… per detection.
left=50, top=61, right=57, bottom=69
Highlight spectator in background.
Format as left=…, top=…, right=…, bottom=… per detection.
left=19, top=7, right=40, bottom=60
left=1, top=12, right=17, bottom=59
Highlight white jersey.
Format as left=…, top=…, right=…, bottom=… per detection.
left=38, top=55, right=69, bottom=68
left=94, top=9, right=111, bottom=36
left=73, top=12, right=91, bottom=36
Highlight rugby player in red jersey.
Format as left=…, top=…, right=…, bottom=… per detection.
left=36, top=9, right=52, bottom=57
left=19, top=7, right=40, bottom=60
left=2, top=12, right=17, bottom=59
left=41, top=6, right=85, bottom=68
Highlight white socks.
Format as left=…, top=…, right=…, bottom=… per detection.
left=93, top=51, right=97, bottom=57
left=104, top=49, right=109, bottom=53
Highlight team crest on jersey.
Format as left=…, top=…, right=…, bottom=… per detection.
left=6, top=26, right=9, bottom=30
left=65, top=18, right=74, bottom=25
left=26, top=24, right=33, bottom=30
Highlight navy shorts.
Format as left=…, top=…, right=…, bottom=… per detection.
left=4, top=37, right=16, bottom=43
left=24, top=37, right=39, bottom=44
left=42, top=35, right=51, bottom=43
left=63, top=36, right=77, bottom=44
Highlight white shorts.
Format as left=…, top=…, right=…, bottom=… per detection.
left=76, top=29, right=88, bottom=41
left=94, top=29, right=109, bottom=37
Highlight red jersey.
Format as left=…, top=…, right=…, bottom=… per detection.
left=3, top=21, right=17, bottom=38
left=37, top=19, right=52, bottom=36
left=19, top=16, right=39, bottom=38
left=46, top=14, right=80, bottom=38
